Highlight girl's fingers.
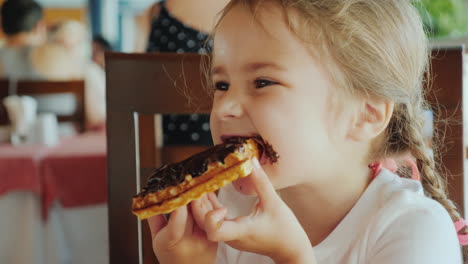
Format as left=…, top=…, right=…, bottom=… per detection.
left=205, top=207, right=250, bottom=242
left=165, top=205, right=190, bottom=244
left=207, top=192, right=224, bottom=209
left=191, top=217, right=207, bottom=238
left=147, top=214, right=167, bottom=238
left=191, top=194, right=212, bottom=230
left=191, top=192, right=225, bottom=231
left=250, top=157, right=279, bottom=209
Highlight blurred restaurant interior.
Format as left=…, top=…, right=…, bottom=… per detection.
left=0, top=0, right=467, bottom=263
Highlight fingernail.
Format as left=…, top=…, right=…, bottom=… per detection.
left=252, top=157, right=261, bottom=169
left=213, top=209, right=223, bottom=222
left=212, top=212, right=223, bottom=230
left=215, top=219, right=223, bottom=230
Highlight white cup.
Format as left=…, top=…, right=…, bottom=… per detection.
left=3, top=95, right=37, bottom=145
left=28, top=113, right=59, bottom=146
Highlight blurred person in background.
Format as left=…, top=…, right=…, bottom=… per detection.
left=30, top=20, right=106, bottom=130
left=134, top=0, right=229, bottom=146
left=134, top=0, right=229, bottom=53
left=0, top=0, right=46, bottom=79
left=92, top=35, right=113, bottom=70
left=33, top=20, right=89, bottom=79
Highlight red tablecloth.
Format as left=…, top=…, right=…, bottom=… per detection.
left=41, top=132, right=107, bottom=216
left=0, top=144, right=50, bottom=195
left=0, top=132, right=107, bottom=218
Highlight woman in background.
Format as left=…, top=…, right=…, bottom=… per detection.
left=134, top=0, right=229, bottom=146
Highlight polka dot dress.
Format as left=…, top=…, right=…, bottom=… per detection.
left=146, top=1, right=213, bottom=146
left=146, top=2, right=213, bottom=54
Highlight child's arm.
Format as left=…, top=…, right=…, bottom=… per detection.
left=148, top=204, right=218, bottom=264
left=202, top=158, right=317, bottom=263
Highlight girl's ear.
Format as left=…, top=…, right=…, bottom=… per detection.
left=347, top=98, right=394, bottom=142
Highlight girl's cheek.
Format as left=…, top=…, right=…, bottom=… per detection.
left=209, top=117, right=221, bottom=144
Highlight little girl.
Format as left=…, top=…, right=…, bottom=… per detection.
left=148, top=0, right=465, bottom=263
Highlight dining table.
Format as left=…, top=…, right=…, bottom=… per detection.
left=40, top=131, right=107, bottom=217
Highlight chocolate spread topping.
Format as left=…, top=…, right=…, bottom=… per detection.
left=135, top=136, right=279, bottom=197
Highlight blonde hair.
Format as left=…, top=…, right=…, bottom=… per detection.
left=213, top=0, right=465, bottom=257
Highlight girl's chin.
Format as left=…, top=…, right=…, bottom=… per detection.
left=232, top=176, right=257, bottom=196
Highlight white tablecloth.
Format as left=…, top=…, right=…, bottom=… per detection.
left=0, top=191, right=108, bottom=264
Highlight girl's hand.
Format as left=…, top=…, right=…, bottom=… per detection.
left=204, top=158, right=316, bottom=264
left=148, top=202, right=217, bottom=264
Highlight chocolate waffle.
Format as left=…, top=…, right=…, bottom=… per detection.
left=132, top=136, right=278, bottom=219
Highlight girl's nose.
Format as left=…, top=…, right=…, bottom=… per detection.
left=213, top=89, right=244, bottom=121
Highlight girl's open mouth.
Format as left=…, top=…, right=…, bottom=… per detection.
left=220, top=134, right=279, bottom=165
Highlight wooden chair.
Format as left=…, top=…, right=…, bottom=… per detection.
left=426, top=46, right=465, bottom=216
left=106, top=47, right=466, bottom=264
left=106, top=52, right=211, bottom=264
left=0, top=79, right=86, bottom=132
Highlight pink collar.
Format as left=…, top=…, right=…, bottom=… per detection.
left=369, top=156, right=420, bottom=181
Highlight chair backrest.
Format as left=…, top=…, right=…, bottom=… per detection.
left=426, top=46, right=465, bottom=216
left=0, top=79, right=86, bottom=132
left=106, top=52, right=211, bottom=264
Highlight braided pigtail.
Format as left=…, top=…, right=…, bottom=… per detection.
left=386, top=103, right=467, bottom=258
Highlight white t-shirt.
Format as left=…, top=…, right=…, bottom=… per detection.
left=215, top=169, right=462, bottom=264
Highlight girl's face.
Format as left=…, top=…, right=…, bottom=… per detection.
left=210, top=4, right=353, bottom=194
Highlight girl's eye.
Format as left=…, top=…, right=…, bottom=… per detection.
left=214, top=81, right=229, bottom=91
left=254, top=79, right=278, bottom=89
